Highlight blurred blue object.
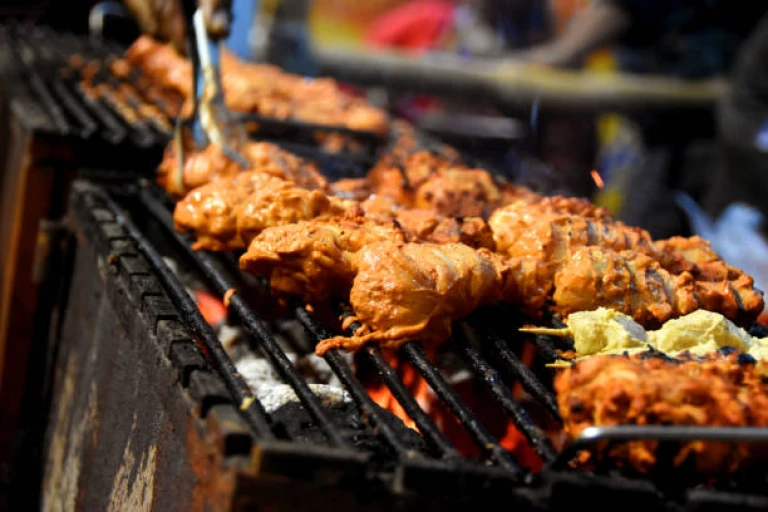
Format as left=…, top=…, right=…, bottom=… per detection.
left=225, top=0, right=257, bottom=60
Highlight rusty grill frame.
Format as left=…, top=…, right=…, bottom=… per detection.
left=3, top=22, right=768, bottom=512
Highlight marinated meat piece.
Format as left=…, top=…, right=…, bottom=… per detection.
left=554, top=353, right=768, bottom=476
left=552, top=248, right=698, bottom=327
left=240, top=218, right=406, bottom=302
left=174, top=172, right=290, bottom=251
left=123, top=36, right=390, bottom=134
left=159, top=144, right=241, bottom=197
left=656, top=235, right=720, bottom=266
left=361, top=200, right=495, bottom=249
left=489, top=202, right=648, bottom=261
left=158, top=140, right=329, bottom=197
left=414, top=168, right=501, bottom=218
left=236, top=186, right=353, bottom=243
left=402, top=213, right=495, bottom=249
left=316, top=242, right=504, bottom=354
left=174, top=173, right=351, bottom=251
left=365, top=151, right=456, bottom=207
left=551, top=247, right=763, bottom=328
left=124, top=35, right=191, bottom=96
left=239, top=143, right=330, bottom=192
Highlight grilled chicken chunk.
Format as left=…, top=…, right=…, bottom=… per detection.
left=240, top=218, right=406, bottom=303
left=555, top=353, right=768, bottom=475
left=158, top=139, right=329, bottom=197
left=316, top=242, right=504, bottom=354
left=123, top=35, right=389, bottom=135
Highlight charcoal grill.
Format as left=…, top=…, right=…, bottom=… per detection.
left=3, top=24, right=768, bottom=512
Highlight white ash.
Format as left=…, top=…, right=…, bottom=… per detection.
left=161, top=256, right=355, bottom=410
left=236, top=354, right=352, bottom=414
left=255, top=384, right=351, bottom=415
left=235, top=352, right=351, bottom=391
left=218, top=324, right=242, bottom=352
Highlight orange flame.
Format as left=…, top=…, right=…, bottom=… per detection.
left=195, top=290, right=227, bottom=326
left=590, top=169, right=605, bottom=189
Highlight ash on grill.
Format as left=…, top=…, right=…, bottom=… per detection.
left=162, top=255, right=427, bottom=455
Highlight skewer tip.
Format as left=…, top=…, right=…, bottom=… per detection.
left=519, top=326, right=570, bottom=337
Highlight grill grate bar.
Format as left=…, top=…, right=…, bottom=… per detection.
left=469, top=321, right=561, bottom=422
left=76, top=82, right=130, bottom=144
left=50, top=77, right=99, bottom=138
left=293, top=306, right=413, bottom=458
left=12, top=40, right=71, bottom=135
left=363, top=345, right=461, bottom=460
left=96, top=190, right=276, bottom=440
left=400, top=342, right=523, bottom=476
left=85, top=61, right=171, bottom=138
left=139, top=187, right=351, bottom=449
left=529, top=334, right=560, bottom=362
left=454, top=326, right=557, bottom=462
left=335, top=309, right=461, bottom=459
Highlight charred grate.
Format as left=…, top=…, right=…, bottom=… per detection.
left=0, top=24, right=384, bottom=167
left=65, top=178, right=768, bottom=510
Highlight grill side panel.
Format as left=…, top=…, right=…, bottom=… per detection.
left=41, top=187, right=245, bottom=512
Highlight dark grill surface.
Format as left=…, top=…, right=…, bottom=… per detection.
left=70, top=177, right=768, bottom=511
left=7, top=22, right=768, bottom=511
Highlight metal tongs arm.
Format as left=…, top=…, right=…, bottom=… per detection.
left=190, top=8, right=248, bottom=164
left=172, top=4, right=249, bottom=193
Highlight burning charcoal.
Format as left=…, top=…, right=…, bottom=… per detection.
left=236, top=355, right=284, bottom=392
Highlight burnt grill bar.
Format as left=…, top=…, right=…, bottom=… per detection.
left=363, top=345, right=460, bottom=460
left=293, top=306, right=415, bottom=458
left=452, top=328, right=558, bottom=462
left=96, top=190, right=277, bottom=440
left=473, top=322, right=561, bottom=421
left=137, top=186, right=351, bottom=449
left=530, top=334, right=560, bottom=362
left=400, top=342, right=523, bottom=475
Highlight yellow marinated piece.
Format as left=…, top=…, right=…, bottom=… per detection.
left=521, top=307, right=649, bottom=356
left=648, top=309, right=754, bottom=356
left=567, top=308, right=649, bottom=355
left=525, top=307, right=768, bottom=361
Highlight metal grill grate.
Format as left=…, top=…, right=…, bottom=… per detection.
left=0, top=24, right=384, bottom=167
left=68, top=179, right=768, bottom=511
left=9, top=21, right=768, bottom=511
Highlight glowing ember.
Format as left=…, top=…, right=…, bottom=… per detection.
left=195, top=289, right=227, bottom=326
left=590, top=169, right=605, bottom=189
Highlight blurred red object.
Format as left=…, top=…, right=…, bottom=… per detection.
left=365, top=0, right=455, bottom=52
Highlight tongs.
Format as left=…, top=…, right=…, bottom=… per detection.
left=173, top=6, right=248, bottom=193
